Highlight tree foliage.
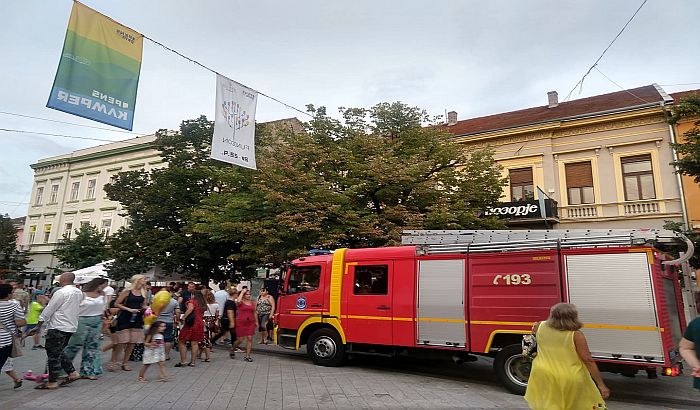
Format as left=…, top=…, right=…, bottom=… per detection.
left=106, top=103, right=507, bottom=278
left=669, top=95, right=700, bottom=181
left=53, top=224, right=110, bottom=270
left=192, top=102, right=506, bottom=265
left=105, top=116, right=241, bottom=283
left=0, top=214, right=31, bottom=277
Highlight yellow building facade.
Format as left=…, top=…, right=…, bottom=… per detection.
left=447, top=85, right=685, bottom=229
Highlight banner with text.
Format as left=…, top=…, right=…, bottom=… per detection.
left=211, top=74, right=258, bottom=169
left=47, top=2, right=143, bottom=130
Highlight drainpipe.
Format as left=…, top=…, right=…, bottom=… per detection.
left=666, top=103, right=691, bottom=230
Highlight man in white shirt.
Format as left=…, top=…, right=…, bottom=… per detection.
left=214, top=282, right=228, bottom=313
left=103, top=283, right=115, bottom=306
left=28, top=272, right=82, bottom=389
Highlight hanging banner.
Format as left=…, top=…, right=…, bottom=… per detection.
left=211, top=74, right=258, bottom=169
left=47, top=1, right=143, bottom=130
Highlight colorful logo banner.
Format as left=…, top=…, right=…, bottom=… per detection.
left=47, top=2, right=143, bottom=130
left=211, top=74, right=258, bottom=169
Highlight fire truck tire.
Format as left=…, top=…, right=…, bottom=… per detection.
left=494, top=344, right=530, bottom=395
left=307, top=328, right=345, bottom=367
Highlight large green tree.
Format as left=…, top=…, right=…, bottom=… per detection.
left=669, top=94, right=700, bottom=180
left=0, top=214, right=31, bottom=277
left=192, top=102, right=506, bottom=265
left=105, top=116, right=241, bottom=283
left=53, top=225, right=110, bottom=270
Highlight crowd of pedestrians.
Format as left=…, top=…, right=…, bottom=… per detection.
left=0, top=275, right=275, bottom=390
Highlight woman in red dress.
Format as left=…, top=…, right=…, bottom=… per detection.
left=175, top=290, right=205, bottom=367
left=234, top=288, right=258, bottom=362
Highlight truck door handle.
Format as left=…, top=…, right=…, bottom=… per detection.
left=377, top=305, right=391, bottom=310
left=310, top=303, right=323, bottom=308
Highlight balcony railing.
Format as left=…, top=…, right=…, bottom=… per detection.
left=566, top=205, right=597, bottom=219
left=624, top=200, right=660, bottom=215
left=560, top=199, right=670, bottom=221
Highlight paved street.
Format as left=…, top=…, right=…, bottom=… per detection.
left=1, top=343, right=698, bottom=409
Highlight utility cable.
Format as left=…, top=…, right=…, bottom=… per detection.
left=0, top=110, right=145, bottom=135
left=593, top=67, right=652, bottom=104
left=141, top=35, right=312, bottom=118
left=68, top=1, right=312, bottom=118
left=564, top=0, right=648, bottom=102
left=0, top=127, right=152, bottom=145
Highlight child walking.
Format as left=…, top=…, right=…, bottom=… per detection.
left=138, top=321, right=168, bottom=382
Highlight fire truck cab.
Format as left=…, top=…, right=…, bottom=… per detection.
left=274, top=229, right=695, bottom=394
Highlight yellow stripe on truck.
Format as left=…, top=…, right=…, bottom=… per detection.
left=329, top=248, right=347, bottom=318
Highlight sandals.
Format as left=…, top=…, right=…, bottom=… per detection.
left=34, top=383, right=58, bottom=390
left=229, top=352, right=236, bottom=359
left=174, top=362, right=186, bottom=367
left=137, top=376, right=149, bottom=383
left=121, top=364, right=132, bottom=371
left=203, top=359, right=211, bottom=362
left=244, top=356, right=253, bottom=362
left=81, top=376, right=98, bottom=380
left=14, top=379, right=22, bottom=389
left=187, top=363, right=196, bottom=367
left=59, top=377, right=79, bottom=386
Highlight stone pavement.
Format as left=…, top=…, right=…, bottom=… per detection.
left=0, top=342, right=697, bottom=409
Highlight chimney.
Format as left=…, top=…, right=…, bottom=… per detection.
left=447, top=110, right=458, bottom=126
left=547, top=91, right=559, bottom=108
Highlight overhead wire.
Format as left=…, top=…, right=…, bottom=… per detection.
left=564, top=0, right=649, bottom=102
left=0, top=127, right=152, bottom=145
left=593, top=67, right=652, bottom=104
left=0, top=110, right=146, bottom=135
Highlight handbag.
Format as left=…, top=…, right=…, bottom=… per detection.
left=0, top=312, right=23, bottom=358
left=184, top=313, right=195, bottom=327
left=522, top=321, right=540, bottom=359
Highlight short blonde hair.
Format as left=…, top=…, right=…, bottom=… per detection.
left=546, top=303, right=583, bottom=331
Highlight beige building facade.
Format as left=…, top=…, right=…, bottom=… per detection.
left=22, top=135, right=161, bottom=281
left=446, top=85, right=685, bottom=229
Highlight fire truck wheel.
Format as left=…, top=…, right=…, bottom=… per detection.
left=307, top=328, right=345, bottom=366
left=494, top=344, right=530, bottom=395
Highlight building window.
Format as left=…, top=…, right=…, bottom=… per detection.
left=34, top=186, right=44, bottom=205
left=621, top=154, right=656, bottom=201
left=63, top=222, right=73, bottom=239
left=28, top=226, right=37, bottom=244
left=70, top=181, right=80, bottom=201
left=80, top=221, right=91, bottom=228
left=353, top=265, right=389, bottom=295
left=49, top=184, right=59, bottom=204
left=565, top=161, right=595, bottom=205
left=43, top=224, right=52, bottom=243
left=509, top=167, right=534, bottom=201
left=101, top=219, right=112, bottom=237
left=86, top=179, right=97, bottom=199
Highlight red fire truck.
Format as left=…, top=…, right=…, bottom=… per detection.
left=274, top=229, right=695, bottom=394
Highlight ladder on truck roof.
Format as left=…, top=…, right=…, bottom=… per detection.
left=401, top=229, right=694, bottom=265
left=403, top=229, right=698, bottom=323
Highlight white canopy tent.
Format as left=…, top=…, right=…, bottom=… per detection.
left=72, top=260, right=113, bottom=284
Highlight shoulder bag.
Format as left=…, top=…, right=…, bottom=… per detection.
left=522, top=321, right=540, bottom=359
left=0, top=307, right=23, bottom=358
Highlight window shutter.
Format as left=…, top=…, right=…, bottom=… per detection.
left=565, top=162, right=593, bottom=188
left=509, top=167, right=533, bottom=184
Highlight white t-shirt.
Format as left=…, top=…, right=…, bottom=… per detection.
left=204, top=303, right=220, bottom=317
left=214, top=290, right=228, bottom=312
left=103, top=286, right=115, bottom=306
left=79, top=295, right=105, bottom=317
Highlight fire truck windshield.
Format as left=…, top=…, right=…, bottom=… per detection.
left=287, top=265, right=321, bottom=294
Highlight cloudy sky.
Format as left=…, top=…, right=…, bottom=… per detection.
left=1, top=0, right=699, bottom=218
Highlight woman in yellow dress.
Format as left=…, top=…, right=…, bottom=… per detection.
left=524, top=303, right=610, bottom=410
